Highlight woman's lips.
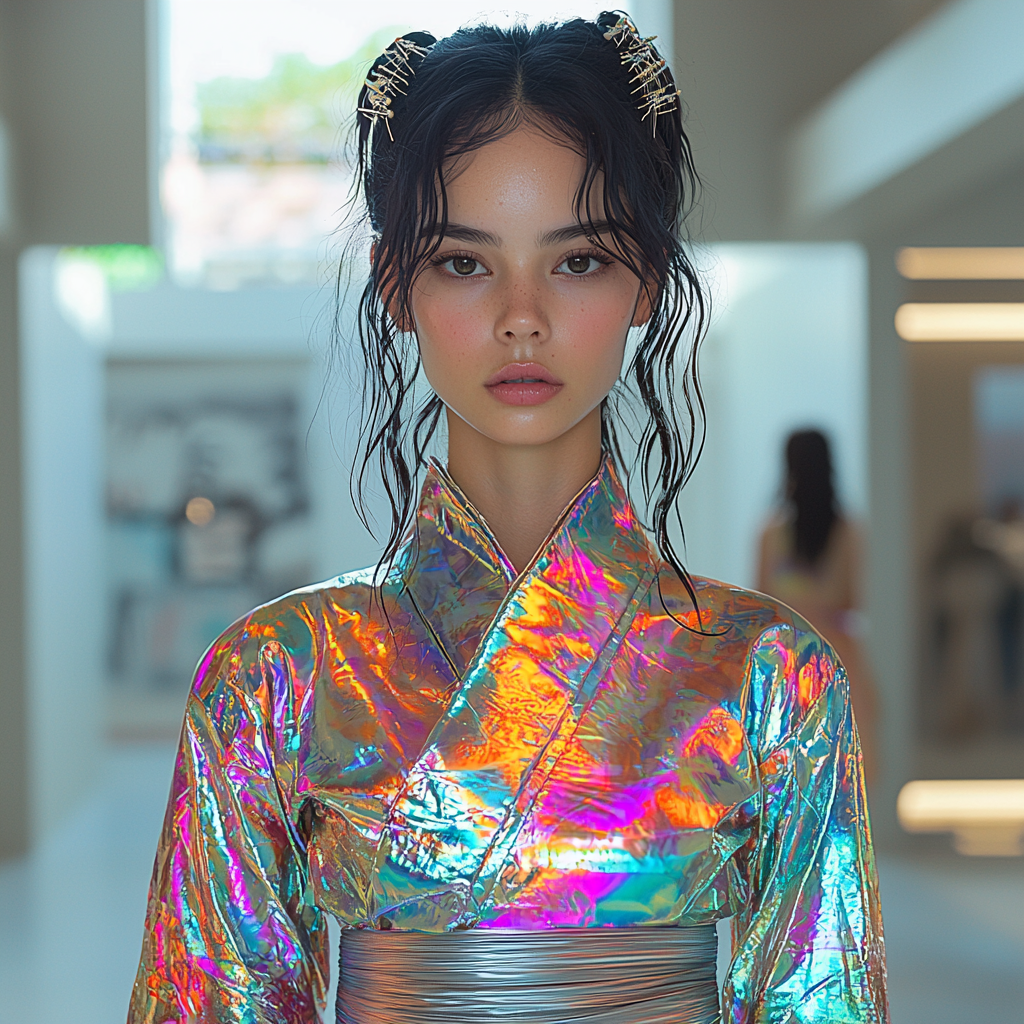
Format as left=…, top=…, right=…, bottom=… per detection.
left=484, top=362, right=564, bottom=406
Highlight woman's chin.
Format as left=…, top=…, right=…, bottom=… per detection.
left=443, top=394, right=605, bottom=452
left=463, top=422, right=600, bottom=453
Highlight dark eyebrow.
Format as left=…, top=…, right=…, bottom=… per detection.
left=434, top=221, right=613, bottom=248
left=436, top=224, right=501, bottom=246
left=539, top=221, right=612, bottom=246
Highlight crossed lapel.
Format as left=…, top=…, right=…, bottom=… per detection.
left=376, top=458, right=657, bottom=921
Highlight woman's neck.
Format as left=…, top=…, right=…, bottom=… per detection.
left=445, top=406, right=603, bottom=574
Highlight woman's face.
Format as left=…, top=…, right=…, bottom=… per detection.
left=408, top=127, right=648, bottom=449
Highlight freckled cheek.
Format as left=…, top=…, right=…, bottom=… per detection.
left=420, top=311, right=477, bottom=354
left=414, top=294, right=493, bottom=389
left=554, top=297, right=631, bottom=378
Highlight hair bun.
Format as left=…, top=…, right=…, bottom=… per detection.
left=358, top=32, right=437, bottom=141
left=397, top=30, right=437, bottom=50
left=595, top=10, right=623, bottom=32
left=596, top=12, right=679, bottom=136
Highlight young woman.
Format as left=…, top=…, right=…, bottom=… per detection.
left=130, top=15, right=887, bottom=1024
left=757, top=430, right=879, bottom=784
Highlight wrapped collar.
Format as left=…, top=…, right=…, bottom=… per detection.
left=402, top=455, right=656, bottom=679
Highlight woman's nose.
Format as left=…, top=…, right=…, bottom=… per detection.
left=493, top=273, right=550, bottom=345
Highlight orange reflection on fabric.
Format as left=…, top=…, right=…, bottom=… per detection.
left=681, top=706, right=746, bottom=767
left=464, top=651, right=572, bottom=773
left=654, top=785, right=730, bottom=830
left=798, top=651, right=833, bottom=708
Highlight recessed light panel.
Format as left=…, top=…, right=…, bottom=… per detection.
left=897, top=247, right=1024, bottom=280
left=895, top=302, right=1024, bottom=341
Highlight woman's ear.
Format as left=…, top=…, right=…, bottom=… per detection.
left=372, top=241, right=414, bottom=332
left=631, top=281, right=656, bottom=328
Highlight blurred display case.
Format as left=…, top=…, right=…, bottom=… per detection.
left=104, top=358, right=313, bottom=738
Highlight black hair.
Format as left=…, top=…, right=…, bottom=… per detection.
left=342, top=12, right=709, bottom=605
left=785, top=429, right=840, bottom=566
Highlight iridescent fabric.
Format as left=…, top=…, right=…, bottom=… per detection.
left=129, top=458, right=887, bottom=1023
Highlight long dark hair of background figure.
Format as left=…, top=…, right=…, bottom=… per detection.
left=787, top=430, right=838, bottom=565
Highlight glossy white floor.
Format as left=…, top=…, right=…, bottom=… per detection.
left=1, top=743, right=1021, bottom=1024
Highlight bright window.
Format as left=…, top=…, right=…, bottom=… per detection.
left=161, top=0, right=609, bottom=288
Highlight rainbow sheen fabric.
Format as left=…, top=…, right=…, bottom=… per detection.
left=129, top=458, right=887, bottom=1023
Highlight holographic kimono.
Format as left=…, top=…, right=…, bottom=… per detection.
left=130, top=458, right=887, bottom=1023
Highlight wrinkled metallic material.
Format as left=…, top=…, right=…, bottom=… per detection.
left=338, top=925, right=720, bottom=1023
left=129, top=457, right=888, bottom=1023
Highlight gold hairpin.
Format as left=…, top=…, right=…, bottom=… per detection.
left=602, top=15, right=680, bottom=135
left=358, top=37, right=431, bottom=142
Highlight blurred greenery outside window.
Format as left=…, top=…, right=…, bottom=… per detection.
left=195, top=50, right=376, bottom=167
left=60, top=246, right=165, bottom=291
left=164, top=27, right=401, bottom=290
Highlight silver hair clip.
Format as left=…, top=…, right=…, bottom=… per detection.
left=358, top=37, right=431, bottom=142
left=602, top=15, right=680, bottom=135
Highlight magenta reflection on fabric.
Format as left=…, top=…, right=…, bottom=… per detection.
left=128, top=457, right=888, bottom=1023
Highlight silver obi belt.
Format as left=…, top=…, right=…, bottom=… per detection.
left=338, top=925, right=721, bottom=1024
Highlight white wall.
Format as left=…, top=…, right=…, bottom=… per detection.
left=680, top=243, right=868, bottom=589
left=20, top=247, right=107, bottom=841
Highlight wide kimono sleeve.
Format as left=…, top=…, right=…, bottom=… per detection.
left=128, top=611, right=329, bottom=1024
left=721, top=620, right=888, bottom=1024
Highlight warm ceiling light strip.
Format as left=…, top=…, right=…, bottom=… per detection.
left=898, top=779, right=1024, bottom=826
left=898, top=779, right=1024, bottom=856
left=897, top=247, right=1024, bottom=280
left=895, top=302, right=1024, bottom=341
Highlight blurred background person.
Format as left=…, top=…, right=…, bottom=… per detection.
left=927, top=514, right=1008, bottom=740
left=757, top=429, right=879, bottom=784
left=929, top=498, right=1024, bottom=738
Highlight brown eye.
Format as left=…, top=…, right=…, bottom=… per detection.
left=566, top=256, right=591, bottom=274
left=451, top=257, right=478, bottom=276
